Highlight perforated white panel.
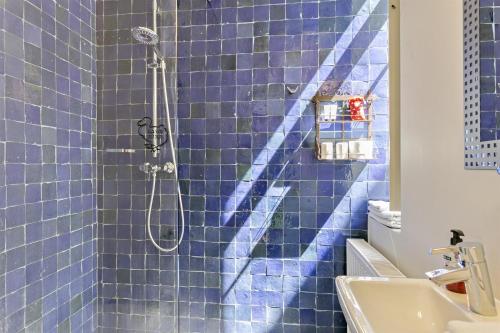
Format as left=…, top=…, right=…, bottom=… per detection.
left=464, top=0, right=499, bottom=169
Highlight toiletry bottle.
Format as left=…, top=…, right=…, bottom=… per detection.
left=322, top=105, right=331, bottom=121
left=445, top=229, right=467, bottom=294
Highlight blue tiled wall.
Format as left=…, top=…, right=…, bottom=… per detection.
left=177, top=0, right=389, bottom=332
left=1, top=0, right=389, bottom=332
left=96, top=0, right=180, bottom=332
left=1, top=0, right=98, bottom=332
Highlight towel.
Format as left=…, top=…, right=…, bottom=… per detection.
left=368, top=209, right=401, bottom=222
left=367, top=200, right=390, bottom=212
left=368, top=200, right=401, bottom=218
left=446, top=320, right=500, bottom=333
left=369, top=213, right=401, bottom=229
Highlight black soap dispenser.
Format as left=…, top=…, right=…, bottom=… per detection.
left=445, top=229, right=466, bottom=294
left=450, top=229, right=464, bottom=246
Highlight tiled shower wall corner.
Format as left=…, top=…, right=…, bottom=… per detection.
left=96, top=0, right=179, bottom=331
left=176, top=0, right=389, bottom=332
left=1, top=0, right=98, bottom=332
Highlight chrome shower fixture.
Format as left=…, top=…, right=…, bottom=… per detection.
left=130, top=10, right=185, bottom=253
left=131, top=26, right=164, bottom=60
left=140, top=162, right=175, bottom=173
left=139, top=162, right=175, bottom=180
left=132, top=26, right=159, bottom=45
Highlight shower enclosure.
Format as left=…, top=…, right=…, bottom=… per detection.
left=93, top=0, right=389, bottom=332
left=0, top=0, right=390, bottom=330
left=97, top=0, right=180, bottom=331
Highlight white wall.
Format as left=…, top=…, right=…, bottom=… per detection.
left=398, top=0, right=500, bottom=295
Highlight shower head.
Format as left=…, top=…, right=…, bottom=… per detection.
left=131, top=26, right=164, bottom=61
left=132, top=26, right=159, bottom=45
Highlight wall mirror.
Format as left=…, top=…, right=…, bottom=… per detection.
left=464, top=0, right=500, bottom=170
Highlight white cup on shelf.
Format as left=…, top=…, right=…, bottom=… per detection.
left=359, top=140, right=374, bottom=159
left=321, top=142, right=334, bottom=159
left=348, top=140, right=373, bottom=159
left=335, top=142, right=349, bottom=160
left=329, top=104, right=338, bottom=120
left=348, top=140, right=360, bottom=158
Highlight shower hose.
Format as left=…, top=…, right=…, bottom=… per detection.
left=146, top=59, right=185, bottom=253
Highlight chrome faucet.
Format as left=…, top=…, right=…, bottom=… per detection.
left=426, top=242, right=497, bottom=316
left=139, top=162, right=175, bottom=180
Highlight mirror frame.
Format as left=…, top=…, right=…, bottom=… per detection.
left=463, top=0, right=499, bottom=170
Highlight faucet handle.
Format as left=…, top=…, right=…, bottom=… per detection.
left=429, top=246, right=459, bottom=256
left=458, top=242, right=486, bottom=264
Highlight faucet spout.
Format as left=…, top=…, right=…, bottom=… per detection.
left=425, top=267, right=470, bottom=286
left=427, top=242, right=497, bottom=316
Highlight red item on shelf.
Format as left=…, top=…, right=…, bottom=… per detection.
left=349, top=97, right=366, bottom=120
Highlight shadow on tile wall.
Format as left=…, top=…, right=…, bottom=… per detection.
left=176, top=0, right=389, bottom=332
left=1, top=0, right=98, bottom=332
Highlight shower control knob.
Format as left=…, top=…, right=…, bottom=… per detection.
left=164, top=162, right=175, bottom=174
left=151, top=165, right=162, bottom=173
left=139, top=162, right=151, bottom=173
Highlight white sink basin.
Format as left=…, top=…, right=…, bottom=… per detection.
left=336, top=277, right=500, bottom=333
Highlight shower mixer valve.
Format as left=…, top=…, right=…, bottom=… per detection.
left=139, top=162, right=175, bottom=180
